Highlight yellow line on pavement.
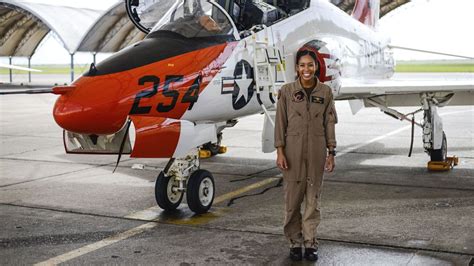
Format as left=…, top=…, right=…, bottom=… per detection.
left=35, top=176, right=281, bottom=265
left=214, top=177, right=280, bottom=204
left=34, top=223, right=157, bottom=266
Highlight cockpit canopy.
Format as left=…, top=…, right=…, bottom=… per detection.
left=151, top=0, right=237, bottom=40
left=126, top=0, right=310, bottom=39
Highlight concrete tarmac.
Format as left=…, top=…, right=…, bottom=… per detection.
left=0, top=77, right=473, bottom=265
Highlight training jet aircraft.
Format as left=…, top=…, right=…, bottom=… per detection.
left=2, top=0, right=473, bottom=214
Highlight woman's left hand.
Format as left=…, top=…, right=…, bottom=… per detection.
left=325, top=155, right=335, bottom=172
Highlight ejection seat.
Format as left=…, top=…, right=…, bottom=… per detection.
left=216, top=0, right=286, bottom=34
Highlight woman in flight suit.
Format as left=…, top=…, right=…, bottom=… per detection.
left=274, top=48, right=337, bottom=261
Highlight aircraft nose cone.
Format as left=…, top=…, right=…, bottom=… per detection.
left=53, top=76, right=129, bottom=134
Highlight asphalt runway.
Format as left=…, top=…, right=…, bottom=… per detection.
left=0, top=77, right=473, bottom=265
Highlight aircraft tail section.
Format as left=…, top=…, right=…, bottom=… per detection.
left=351, top=0, right=380, bottom=28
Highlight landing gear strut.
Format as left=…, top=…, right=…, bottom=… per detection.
left=154, top=149, right=215, bottom=214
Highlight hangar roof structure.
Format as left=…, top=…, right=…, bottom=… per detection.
left=0, top=0, right=100, bottom=57
left=76, top=0, right=177, bottom=54
left=76, top=1, right=146, bottom=54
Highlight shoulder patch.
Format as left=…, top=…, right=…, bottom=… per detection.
left=293, top=90, right=305, bottom=102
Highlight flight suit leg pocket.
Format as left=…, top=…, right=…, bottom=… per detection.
left=283, top=132, right=303, bottom=181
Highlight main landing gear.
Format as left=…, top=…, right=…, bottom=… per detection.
left=366, top=92, right=456, bottom=170
left=155, top=149, right=215, bottom=214
left=421, top=93, right=459, bottom=171
left=421, top=94, right=447, bottom=162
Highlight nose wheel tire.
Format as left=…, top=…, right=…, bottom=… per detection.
left=155, top=171, right=183, bottom=211
left=186, top=169, right=215, bottom=214
left=430, top=132, right=447, bottom=162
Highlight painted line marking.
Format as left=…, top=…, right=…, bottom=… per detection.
left=34, top=223, right=157, bottom=266
left=35, top=176, right=280, bottom=265
left=338, top=109, right=473, bottom=157
left=214, top=177, right=280, bottom=204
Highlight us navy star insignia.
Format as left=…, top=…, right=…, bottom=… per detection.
left=234, top=64, right=253, bottom=102
left=220, top=60, right=255, bottom=110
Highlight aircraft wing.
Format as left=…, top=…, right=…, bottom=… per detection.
left=338, top=74, right=474, bottom=111
left=0, top=63, right=41, bottom=72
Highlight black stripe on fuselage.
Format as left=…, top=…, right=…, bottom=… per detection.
left=83, top=31, right=235, bottom=77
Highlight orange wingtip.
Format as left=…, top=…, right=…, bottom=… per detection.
left=52, top=85, right=76, bottom=95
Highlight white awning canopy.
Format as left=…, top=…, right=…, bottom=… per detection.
left=0, top=0, right=101, bottom=57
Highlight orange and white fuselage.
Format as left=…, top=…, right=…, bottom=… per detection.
left=53, top=0, right=394, bottom=158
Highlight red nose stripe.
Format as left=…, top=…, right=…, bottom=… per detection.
left=129, top=116, right=180, bottom=158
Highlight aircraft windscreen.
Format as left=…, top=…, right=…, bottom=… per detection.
left=151, top=0, right=236, bottom=40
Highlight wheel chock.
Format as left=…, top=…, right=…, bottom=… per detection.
left=427, top=156, right=458, bottom=171
left=199, top=149, right=212, bottom=158
left=218, top=145, right=227, bottom=154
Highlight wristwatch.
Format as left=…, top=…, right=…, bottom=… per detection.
left=328, top=150, right=336, bottom=156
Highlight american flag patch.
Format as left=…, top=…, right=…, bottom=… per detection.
left=221, top=78, right=235, bottom=94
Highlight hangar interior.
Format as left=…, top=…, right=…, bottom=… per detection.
left=0, top=0, right=409, bottom=82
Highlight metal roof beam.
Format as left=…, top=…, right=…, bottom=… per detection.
left=97, top=16, right=130, bottom=51
left=13, top=21, right=47, bottom=56
left=0, top=14, right=31, bottom=47
left=0, top=9, right=15, bottom=24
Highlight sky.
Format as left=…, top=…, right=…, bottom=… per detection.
left=2, top=0, right=474, bottom=65
left=378, top=0, right=474, bottom=61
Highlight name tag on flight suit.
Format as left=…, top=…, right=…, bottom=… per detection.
left=311, top=96, right=324, bottom=104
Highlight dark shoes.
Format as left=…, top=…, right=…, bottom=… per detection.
left=304, top=248, right=319, bottom=261
left=289, top=247, right=303, bottom=261
left=290, top=247, right=318, bottom=261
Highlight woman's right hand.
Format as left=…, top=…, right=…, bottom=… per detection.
left=276, top=148, right=288, bottom=170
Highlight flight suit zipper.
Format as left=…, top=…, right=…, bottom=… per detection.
left=306, top=92, right=312, bottom=186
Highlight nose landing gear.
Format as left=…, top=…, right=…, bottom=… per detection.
left=154, top=149, right=216, bottom=214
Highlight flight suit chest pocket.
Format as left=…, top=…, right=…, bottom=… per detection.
left=287, top=99, right=306, bottom=132
left=289, top=98, right=306, bottom=117
left=309, top=94, right=326, bottom=136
